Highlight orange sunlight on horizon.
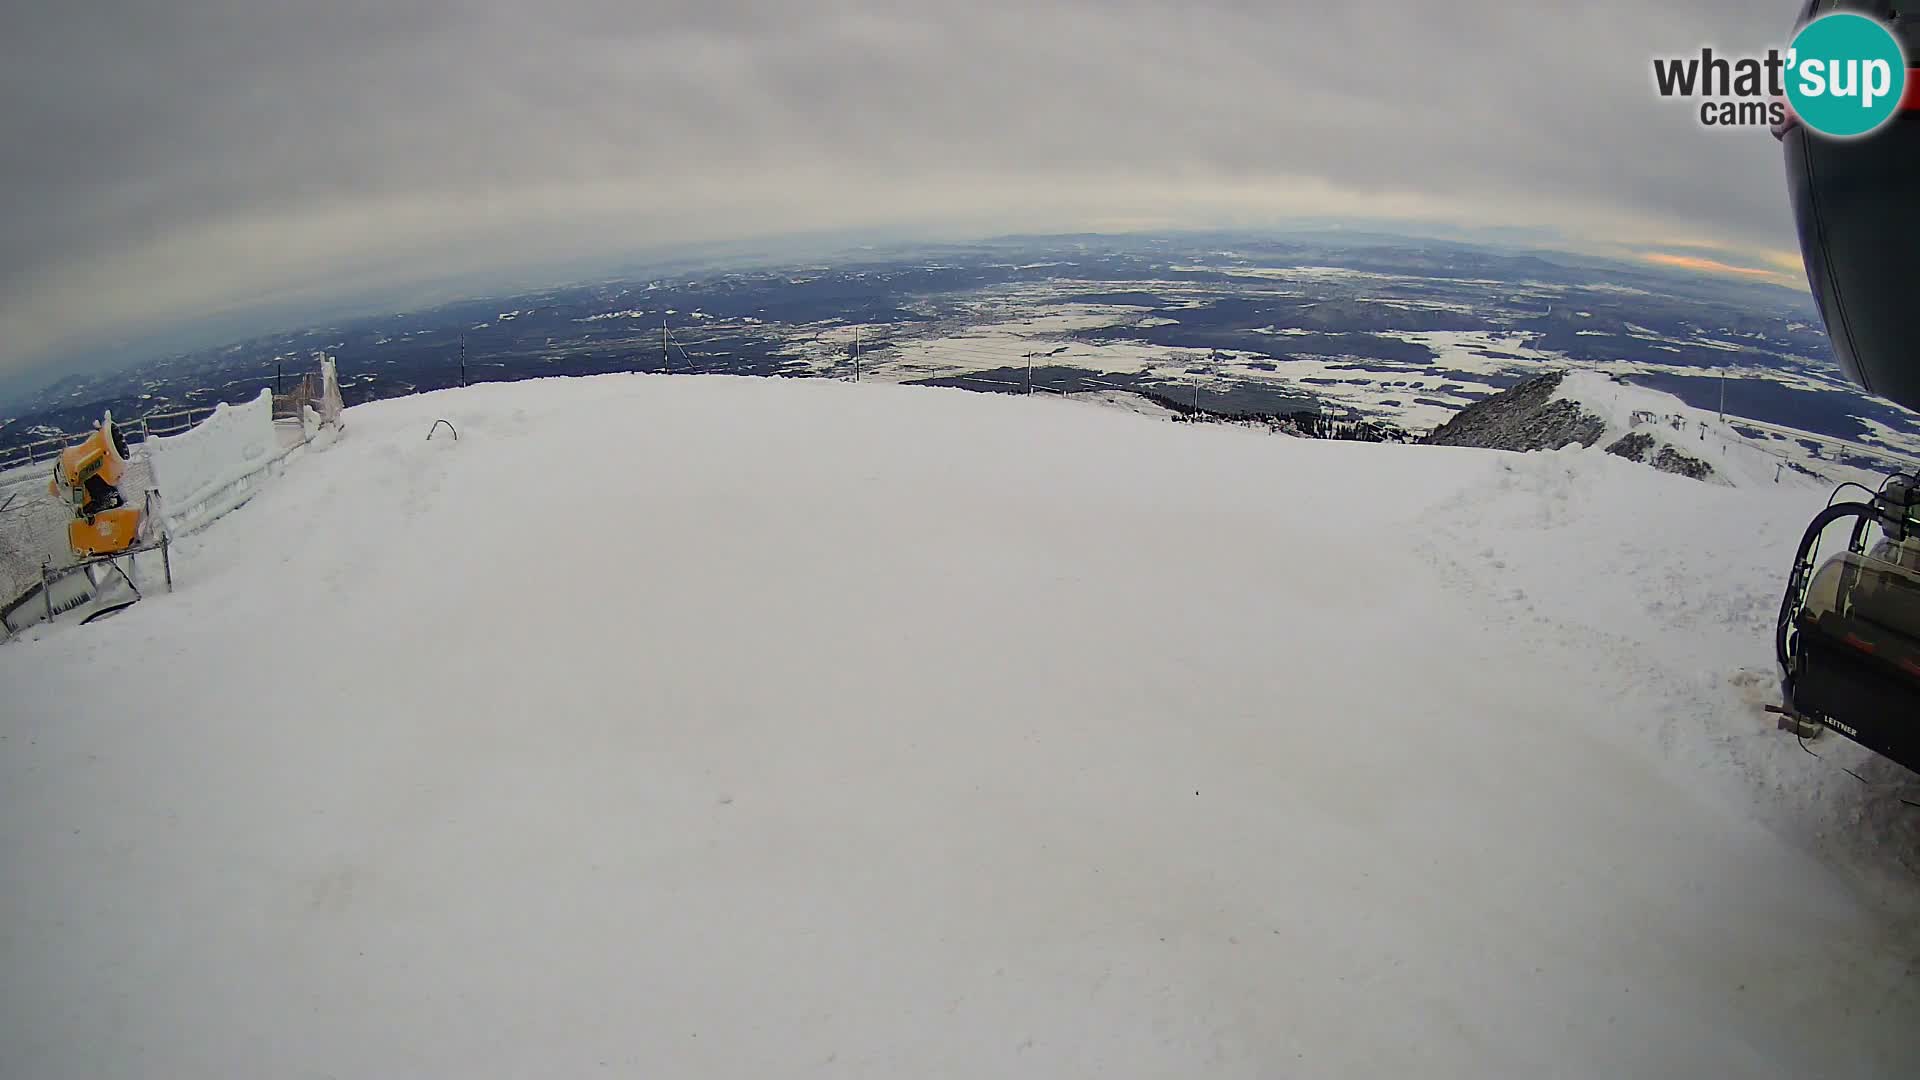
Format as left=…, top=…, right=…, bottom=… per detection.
left=1641, top=251, right=1777, bottom=278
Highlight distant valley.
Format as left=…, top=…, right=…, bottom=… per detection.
left=7, top=231, right=1917, bottom=474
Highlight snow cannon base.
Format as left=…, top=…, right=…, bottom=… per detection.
left=0, top=536, right=174, bottom=637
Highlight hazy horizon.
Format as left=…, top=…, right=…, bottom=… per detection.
left=0, top=219, right=1823, bottom=409
left=2, top=1, right=1814, bottom=394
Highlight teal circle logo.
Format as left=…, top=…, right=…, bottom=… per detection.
left=1786, top=12, right=1907, bottom=138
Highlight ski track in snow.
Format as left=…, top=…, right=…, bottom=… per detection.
left=1, top=373, right=1917, bottom=1078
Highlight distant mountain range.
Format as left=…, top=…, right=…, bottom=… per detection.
left=5, top=231, right=1914, bottom=473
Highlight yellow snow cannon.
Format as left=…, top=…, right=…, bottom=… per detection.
left=48, top=415, right=144, bottom=558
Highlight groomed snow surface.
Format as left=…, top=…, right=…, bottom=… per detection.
left=3, top=374, right=1917, bottom=1077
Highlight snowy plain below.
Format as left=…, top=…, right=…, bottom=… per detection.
left=2, top=373, right=1916, bottom=1077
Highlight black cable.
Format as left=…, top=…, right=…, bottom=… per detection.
left=1797, top=730, right=1920, bottom=804
left=1828, top=481, right=1880, bottom=508
left=1776, top=501, right=1878, bottom=671
left=1797, top=729, right=1832, bottom=763
left=1797, top=729, right=1868, bottom=783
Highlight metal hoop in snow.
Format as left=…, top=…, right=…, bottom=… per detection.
left=427, top=419, right=459, bottom=442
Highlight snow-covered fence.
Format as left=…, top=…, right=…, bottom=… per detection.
left=138, top=405, right=221, bottom=441
left=311, top=354, right=346, bottom=429
left=271, top=356, right=344, bottom=428
left=142, top=388, right=336, bottom=538
left=153, top=448, right=304, bottom=539
left=0, top=435, right=72, bottom=471
left=147, top=390, right=279, bottom=516
left=147, top=358, right=344, bottom=539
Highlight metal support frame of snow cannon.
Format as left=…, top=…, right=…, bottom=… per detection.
left=73, top=535, right=173, bottom=618
left=427, top=419, right=459, bottom=442
left=1774, top=474, right=1920, bottom=773
left=77, top=556, right=142, bottom=624
left=9, top=534, right=174, bottom=633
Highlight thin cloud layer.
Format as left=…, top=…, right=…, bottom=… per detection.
left=1, top=0, right=1806, bottom=381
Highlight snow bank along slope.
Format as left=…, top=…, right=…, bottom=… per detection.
left=2, top=374, right=1916, bottom=1078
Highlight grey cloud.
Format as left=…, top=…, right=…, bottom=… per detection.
left=1, top=0, right=1810, bottom=381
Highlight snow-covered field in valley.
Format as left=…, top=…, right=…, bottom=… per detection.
left=3, top=374, right=1916, bottom=1077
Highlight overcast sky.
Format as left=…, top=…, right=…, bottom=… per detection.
left=1, top=0, right=1806, bottom=386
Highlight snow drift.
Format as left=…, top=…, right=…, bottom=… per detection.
left=2, top=374, right=1916, bottom=1078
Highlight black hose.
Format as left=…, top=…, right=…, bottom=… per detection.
left=1777, top=501, right=1879, bottom=675
left=1829, top=481, right=1879, bottom=508
left=1849, top=512, right=1877, bottom=554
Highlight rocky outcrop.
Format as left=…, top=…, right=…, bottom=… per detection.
left=1652, top=446, right=1714, bottom=480
left=1421, top=371, right=1718, bottom=483
left=1604, top=431, right=1655, bottom=462
left=1420, top=373, right=1605, bottom=452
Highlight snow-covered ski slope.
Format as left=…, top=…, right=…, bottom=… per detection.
left=3, top=374, right=1916, bottom=1078
left=1552, top=369, right=1905, bottom=488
